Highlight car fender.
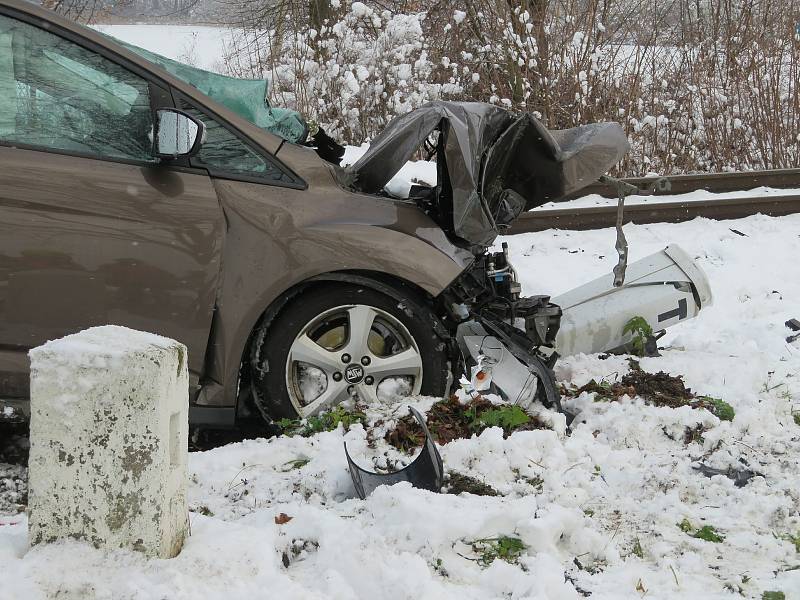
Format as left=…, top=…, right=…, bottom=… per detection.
left=198, top=184, right=472, bottom=410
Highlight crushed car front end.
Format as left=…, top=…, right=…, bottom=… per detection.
left=341, top=101, right=712, bottom=417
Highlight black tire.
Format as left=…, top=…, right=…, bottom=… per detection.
left=250, top=283, right=450, bottom=421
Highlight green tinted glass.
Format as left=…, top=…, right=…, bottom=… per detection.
left=0, top=15, right=153, bottom=161
left=113, top=37, right=308, bottom=144
left=181, top=103, right=293, bottom=183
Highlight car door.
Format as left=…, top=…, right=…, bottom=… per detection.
left=0, top=11, right=224, bottom=399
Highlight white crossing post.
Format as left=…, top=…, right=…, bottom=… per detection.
left=27, top=325, right=189, bottom=558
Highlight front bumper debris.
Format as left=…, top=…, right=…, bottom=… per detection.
left=345, top=406, right=443, bottom=499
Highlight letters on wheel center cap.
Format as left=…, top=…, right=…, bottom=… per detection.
left=344, top=364, right=365, bottom=384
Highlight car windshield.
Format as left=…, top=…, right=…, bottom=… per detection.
left=108, top=35, right=310, bottom=145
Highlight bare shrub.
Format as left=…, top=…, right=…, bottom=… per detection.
left=222, top=0, right=799, bottom=175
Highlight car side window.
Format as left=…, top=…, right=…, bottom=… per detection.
left=0, top=15, right=153, bottom=162
left=179, top=101, right=295, bottom=184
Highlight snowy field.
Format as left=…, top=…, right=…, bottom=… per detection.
left=2, top=212, right=799, bottom=599
left=92, top=24, right=233, bottom=72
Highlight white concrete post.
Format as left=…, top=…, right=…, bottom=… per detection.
left=27, top=325, right=189, bottom=558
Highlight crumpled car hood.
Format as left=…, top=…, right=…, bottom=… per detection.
left=348, top=101, right=629, bottom=247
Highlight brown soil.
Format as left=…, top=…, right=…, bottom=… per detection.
left=444, top=471, right=499, bottom=496
left=565, top=359, right=728, bottom=419
left=619, top=363, right=695, bottom=407
left=385, top=395, right=549, bottom=452
left=567, top=359, right=694, bottom=407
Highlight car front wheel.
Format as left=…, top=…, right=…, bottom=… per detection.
left=250, top=284, right=450, bottom=421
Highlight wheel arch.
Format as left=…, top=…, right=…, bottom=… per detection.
left=234, top=269, right=451, bottom=419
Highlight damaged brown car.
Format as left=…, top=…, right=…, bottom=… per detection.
left=1, top=0, right=655, bottom=428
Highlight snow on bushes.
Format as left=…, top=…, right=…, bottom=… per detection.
left=222, top=0, right=799, bottom=175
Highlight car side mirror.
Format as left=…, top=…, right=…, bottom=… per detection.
left=155, top=108, right=205, bottom=159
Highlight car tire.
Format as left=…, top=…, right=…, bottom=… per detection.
left=250, top=283, right=450, bottom=421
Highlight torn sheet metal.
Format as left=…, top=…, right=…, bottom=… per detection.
left=345, top=406, right=443, bottom=499
left=348, top=101, right=629, bottom=246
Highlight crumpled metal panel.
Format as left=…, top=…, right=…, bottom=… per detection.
left=483, top=114, right=630, bottom=211
left=348, top=101, right=629, bottom=247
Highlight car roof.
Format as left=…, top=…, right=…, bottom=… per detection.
left=0, top=0, right=285, bottom=156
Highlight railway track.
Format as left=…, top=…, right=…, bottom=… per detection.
left=561, top=168, right=800, bottom=199
left=511, top=170, right=800, bottom=234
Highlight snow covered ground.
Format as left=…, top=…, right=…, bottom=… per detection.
left=2, top=211, right=799, bottom=599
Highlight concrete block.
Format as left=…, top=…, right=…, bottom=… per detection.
left=27, top=325, right=189, bottom=558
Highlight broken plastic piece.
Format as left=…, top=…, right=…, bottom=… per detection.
left=344, top=406, right=443, bottom=499
left=553, top=245, right=712, bottom=357
left=786, top=318, right=800, bottom=343
left=692, top=463, right=760, bottom=488
left=469, top=357, right=494, bottom=392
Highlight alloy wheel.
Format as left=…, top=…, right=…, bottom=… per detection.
left=285, top=304, right=423, bottom=417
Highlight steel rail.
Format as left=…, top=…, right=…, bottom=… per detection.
left=563, top=168, right=800, bottom=200
left=509, top=193, right=800, bottom=234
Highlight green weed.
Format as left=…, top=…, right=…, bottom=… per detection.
left=519, top=474, right=544, bottom=490
left=697, top=396, right=735, bottom=421
left=678, top=519, right=724, bottom=542
left=470, top=536, right=527, bottom=566
left=282, top=458, right=311, bottom=471
left=693, top=525, right=725, bottom=543
left=433, top=557, right=448, bottom=577
left=781, top=532, right=800, bottom=553
left=278, top=407, right=366, bottom=437
left=623, top=316, right=654, bottom=357
left=470, top=405, right=530, bottom=432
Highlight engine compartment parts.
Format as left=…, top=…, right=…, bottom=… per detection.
left=450, top=242, right=711, bottom=426
left=444, top=243, right=562, bottom=348
left=457, top=321, right=536, bottom=405
left=344, top=406, right=444, bottom=499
